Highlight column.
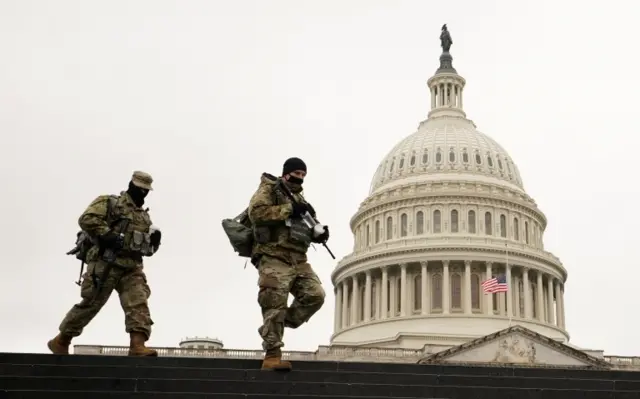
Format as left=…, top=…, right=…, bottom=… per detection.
left=341, top=281, right=348, bottom=327
left=335, top=284, right=342, bottom=332
left=536, top=272, right=544, bottom=322
left=381, top=267, right=388, bottom=320
left=464, top=260, right=472, bottom=314
left=375, top=276, right=381, bottom=320
left=506, top=263, right=512, bottom=317
left=546, top=276, right=554, bottom=324
left=514, top=273, right=521, bottom=318
left=421, top=261, right=428, bottom=315
left=351, top=275, right=359, bottom=324
left=523, top=268, right=531, bottom=319
left=431, top=86, right=436, bottom=108
left=364, top=270, right=372, bottom=322
left=459, top=84, right=463, bottom=108
left=400, top=263, right=407, bottom=316
left=485, top=262, right=493, bottom=315
left=443, top=261, right=450, bottom=314
left=560, top=284, right=566, bottom=328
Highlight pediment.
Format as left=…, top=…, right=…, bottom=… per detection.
left=418, top=326, right=611, bottom=369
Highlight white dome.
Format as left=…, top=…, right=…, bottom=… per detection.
left=369, top=117, right=524, bottom=195
left=329, top=39, right=568, bottom=350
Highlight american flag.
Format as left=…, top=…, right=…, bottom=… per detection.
left=482, top=274, right=508, bottom=294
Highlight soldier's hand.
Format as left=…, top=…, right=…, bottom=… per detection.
left=291, top=202, right=309, bottom=218
left=150, top=230, right=162, bottom=247
left=99, top=231, right=124, bottom=250
left=312, top=225, right=330, bottom=243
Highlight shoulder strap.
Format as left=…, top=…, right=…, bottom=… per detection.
left=105, top=194, right=120, bottom=226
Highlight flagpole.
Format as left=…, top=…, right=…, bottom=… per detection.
left=506, top=241, right=512, bottom=328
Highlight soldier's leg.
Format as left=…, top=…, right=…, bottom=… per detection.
left=49, top=260, right=116, bottom=354
left=116, top=266, right=156, bottom=357
left=256, top=255, right=295, bottom=370
left=286, top=262, right=325, bottom=329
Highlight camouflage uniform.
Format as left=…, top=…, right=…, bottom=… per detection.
left=248, top=172, right=326, bottom=369
left=48, top=171, right=160, bottom=356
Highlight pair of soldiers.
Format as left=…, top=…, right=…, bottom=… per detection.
left=49, top=158, right=328, bottom=371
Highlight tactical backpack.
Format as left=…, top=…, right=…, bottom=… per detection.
left=67, top=194, right=119, bottom=263
left=221, top=208, right=254, bottom=258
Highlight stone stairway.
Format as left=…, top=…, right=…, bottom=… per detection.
left=1, top=352, right=639, bottom=398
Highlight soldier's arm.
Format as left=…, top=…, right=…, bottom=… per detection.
left=248, top=185, right=293, bottom=225
left=78, top=195, right=111, bottom=237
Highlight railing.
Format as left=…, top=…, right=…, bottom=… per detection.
left=339, top=236, right=564, bottom=268
left=73, top=344, right=640, bottom=369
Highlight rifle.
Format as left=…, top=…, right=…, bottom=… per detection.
left=277, top=181, right=335, bottom=259
left=67, top=231, right=90, bottom=286
left=90, top=218, right=131, bottom=303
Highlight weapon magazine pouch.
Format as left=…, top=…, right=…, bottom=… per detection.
left=139, top=232, right=153, bottom=256
left=131, top=231, right=144, bottom=252
left=288, top=218, right=312, bottom=246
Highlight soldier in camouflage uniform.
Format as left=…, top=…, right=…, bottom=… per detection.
left=248, top=157, right=329, bottom=371
left=47, top=171, right=162, bottom=357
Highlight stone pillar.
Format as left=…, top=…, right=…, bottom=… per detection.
left=514, top=273, right=520, bottom=318
left=546, top=276, right=554, bottom=324
left=341, top=280, right=348, bottom=327
left=351, top=275, right=359, bottom=324
left=485, top=262, right=493, bottom=314
left=364, top=270, right=372, bottom=322
left=464, top=260, right=472, bottom=314
left=375, top=276, right=381, bottom=320
left=421, top=261, right=428, bottom=315
left=443, top=261, right=450, bottom=314
left=506, top=262, right=513, bottom=317
left=536, top=271, right=544, bottom=322
left=559, top=284, right=566, bottom=328
left=400, top=263, right=407, bottom=316
left=381, top=267, right=388, bottom=320
left=335, top=284, right=342, bottom=331
left=523, top=268, right=531, bottom=319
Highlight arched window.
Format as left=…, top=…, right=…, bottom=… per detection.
left=375, top=220, right=380, bottom=243
left=449, top=149, right=456, bottom=162
left=400, top=213, right=408, bottom=237
left=487, top=155, right=493, bottom=167
left=462, top=151, right=469, bottom=163
left=513, top=218, right=520, bottom=241
left=366, top=224, right=370, bottom=246
left=451, top=273, right=462, bottom=309
left=390, top=161, right=395, bottom=173
left=485, top=212, right=492, bottom=235
left=431, top=274, right=442, bottom=310
left=434, top=210, right=441, bottom=233
left=414, top=275, right=422, bottom=312
left=468, top=210, right=476, bottom=233
left=416, top=211, right=424, bottom=235
left=436, top=150, right=442, bottom=163
left=451, top=210, right=459, bottom=233
left=475, top=153, right=482, bottom=164
left=399, top=157, right=405, bottom=169
left=370, top=282, right=377, bottom=319
left=422, top=151, right=428, bottom=164
left=525, top=221, right=529, bottom=244
left=386, top=216, right=393, bottom=240
left=500, top=214, right=506, bottom=238
left=471, top=274, right=480, bottom=310
left=410, top=155, right=416, bottom=166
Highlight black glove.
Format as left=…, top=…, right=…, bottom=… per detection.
left=150, top=230, right=162, bottom=247
left=312, top=225, right=330, bottom=243
left=291, top=202, right=309, bottom=218
left=306, top=203, right=317, bottom=218
left=99, top=231, right=124, bottom=250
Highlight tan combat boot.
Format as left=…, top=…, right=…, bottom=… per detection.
left=128, top=332, right=158, bottom=357
left=47, top=333, right=73, bottom=355
left=261, top=348, right=292, bottom=371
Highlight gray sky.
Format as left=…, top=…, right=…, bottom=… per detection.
left=2, top=0, right=639, bottom=356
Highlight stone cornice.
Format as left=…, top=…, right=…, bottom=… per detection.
left=331, top=244, right=566, bottom=284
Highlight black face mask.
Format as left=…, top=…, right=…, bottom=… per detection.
left=127, top=181, right=148, bottom=207
left=287, top=175, right=304, bottom=185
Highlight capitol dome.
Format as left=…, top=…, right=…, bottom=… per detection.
left=329, top=31, right=568, bottom=351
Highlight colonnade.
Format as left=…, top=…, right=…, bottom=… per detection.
left=333, top=260, right=565, bottom=333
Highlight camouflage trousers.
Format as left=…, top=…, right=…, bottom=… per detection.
left=58, top=259, right=154, bottom=339
left=256, top=254, right=325, bottom=351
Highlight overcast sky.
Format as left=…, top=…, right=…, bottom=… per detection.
left=2, top=0, right=639, bottom=357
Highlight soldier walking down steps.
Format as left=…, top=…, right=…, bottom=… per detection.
left=248, top=157, right=329, bottom=371
left=47, top=171, right=162, bottom=357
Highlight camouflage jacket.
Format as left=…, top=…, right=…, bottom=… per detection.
left=248, top=173, right=312, bottom=262
left=80, top=191, right=157, bottom=268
